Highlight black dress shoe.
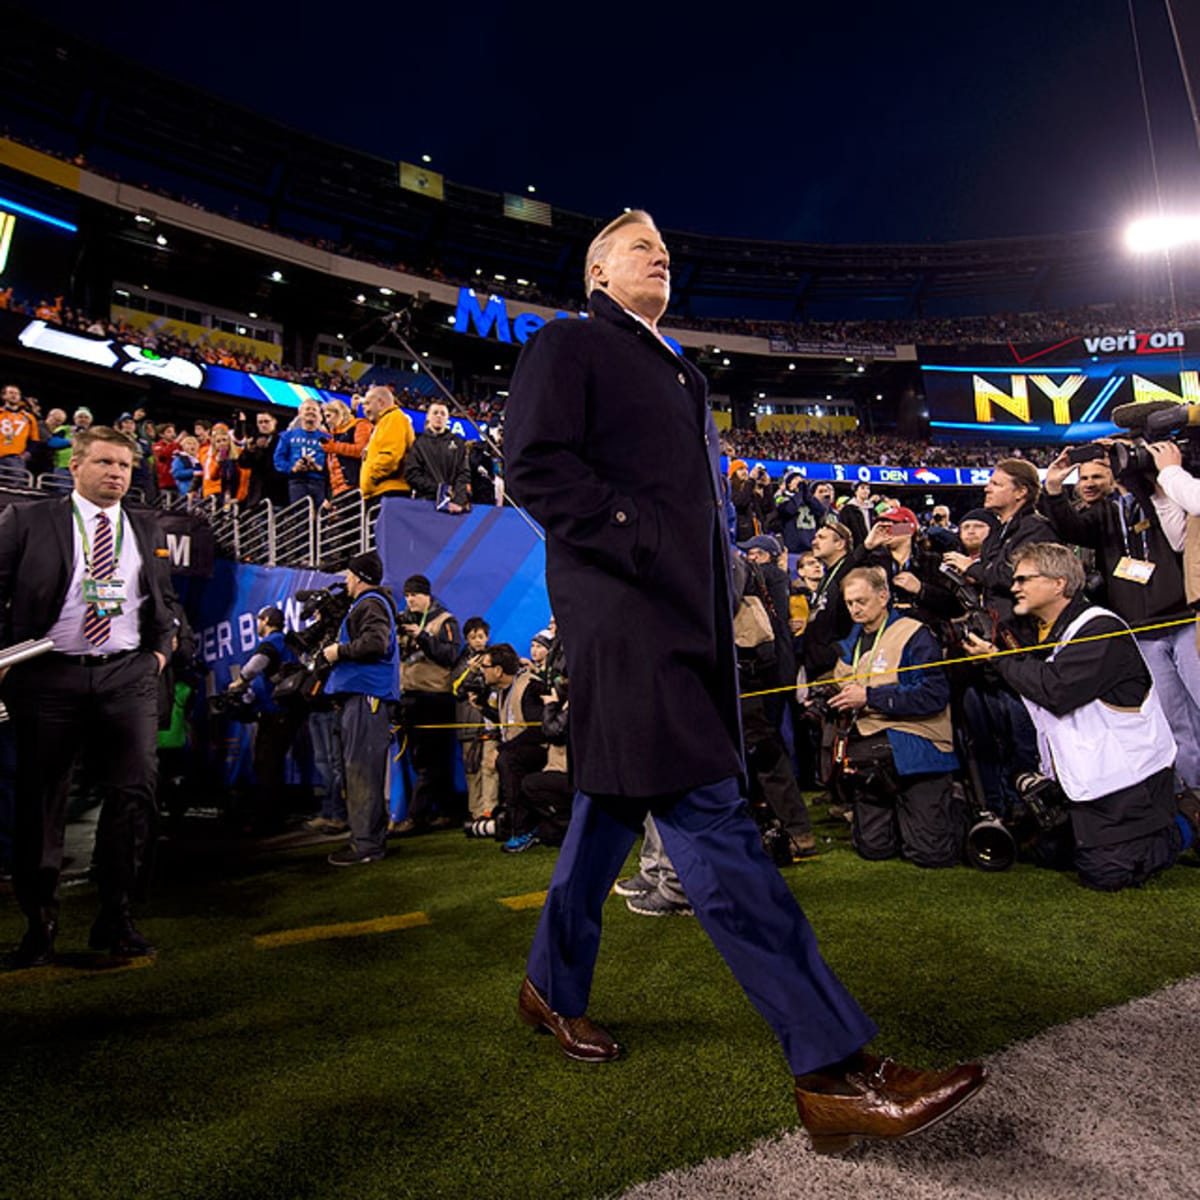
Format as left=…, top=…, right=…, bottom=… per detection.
left=89, top=915, right=157, bottom=959
left=8, top=920, right=57, bottom=969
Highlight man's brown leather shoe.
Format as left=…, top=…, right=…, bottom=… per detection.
left=795, top=1053, right=987, bottom=1154
left=517, top=976, right=621, bottom=1063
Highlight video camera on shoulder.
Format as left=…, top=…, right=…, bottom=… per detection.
left=287, top=582, right=350, bottom=656
left=1069, top=400, right=1200, bottom=482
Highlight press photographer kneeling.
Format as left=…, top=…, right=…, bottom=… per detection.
left=824, top=567, right=963, bottom=868
left=962, top=543, right=1200, bottom=891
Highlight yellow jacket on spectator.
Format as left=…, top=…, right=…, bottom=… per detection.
left=361, top=406, right=415, bottom=499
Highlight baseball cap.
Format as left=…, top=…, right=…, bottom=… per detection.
left=876, top=506, right=920, bottom=534
left=738, top=534, right=784, bottom=555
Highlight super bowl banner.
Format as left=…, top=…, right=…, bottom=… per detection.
left=919, top=332, right=1198, bottom=443
left=177, top=500, right=551, bottom=800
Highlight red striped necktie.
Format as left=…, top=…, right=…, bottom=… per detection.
left=82, top=511, right=114, bottom=648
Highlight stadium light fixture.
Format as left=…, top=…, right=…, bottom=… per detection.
left=788, top=363, right=796, bottom=371
left=155, top=234, right=167, bottom=247
left=527, top=185, right=536, bottom=194
left=380, top=287, right=394, bottom=296
left=248, top=311, right=258, bottom=319
left=1125, top=215, right=1200, bottom=253
left=270, top=270, right=283, bottom=282
left=722, top=358, right=731, bottom=366
left=421, top=154, right=432, bottom=163
left=355, top=294, right=365, bottom=303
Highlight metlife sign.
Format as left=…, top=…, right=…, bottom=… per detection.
left=453, top=288, right=582, bottom=344
left=452, top=286, right=683, bottom=354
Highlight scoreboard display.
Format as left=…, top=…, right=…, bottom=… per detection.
left=919, top=329, right=1198, bottom=443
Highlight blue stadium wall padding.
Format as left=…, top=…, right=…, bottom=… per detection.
left=375, top=497, right=550, bottom=643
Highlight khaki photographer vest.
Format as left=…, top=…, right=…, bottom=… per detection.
left=499, top=668, right=538, bottom=743
left=401, top=609, right=454, bottom=693
left=833, top=615, right=954, bottom=752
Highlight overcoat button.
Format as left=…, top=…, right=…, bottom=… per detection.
left=614, top=511, right=628, bottom=524
left=677, top=372, right=687, bottom=385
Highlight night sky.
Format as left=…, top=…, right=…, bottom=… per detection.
left=27, top=0, right=1200, bottom=245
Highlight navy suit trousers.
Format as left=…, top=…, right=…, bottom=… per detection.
left=525, top=776, right=877, bottom=1075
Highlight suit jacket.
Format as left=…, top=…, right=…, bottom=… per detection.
left=0, top=495, right=177, bottom=658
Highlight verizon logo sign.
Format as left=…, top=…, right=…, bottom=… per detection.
left=1083, top=329, right=1185, bottom=355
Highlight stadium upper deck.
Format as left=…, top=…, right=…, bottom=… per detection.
left=4, top=9, right=1198, bottom=335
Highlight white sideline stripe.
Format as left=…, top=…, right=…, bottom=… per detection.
left=619, top=975, right=1200, bottom=1200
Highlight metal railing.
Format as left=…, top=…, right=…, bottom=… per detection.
left=6, top=470, right=387, bottom=570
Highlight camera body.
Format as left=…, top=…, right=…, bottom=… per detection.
left=208, top=688, right=259, bottom=723
left=937, top=561, right=998, bottom=645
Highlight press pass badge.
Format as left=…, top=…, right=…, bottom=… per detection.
left=1113, top=556, right=1155, bottom=584
left=82, top=576, right=127, bottom=616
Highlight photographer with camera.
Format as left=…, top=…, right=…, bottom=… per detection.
left=226, top=606, right=301, bottom=833
left=962, top=543, right=1196, bottom=891
left=319, top=551, right=400, bottom=866
left=453, top=616, right=500, bottom=832
left=943, top=460, right=1059, bottom=818
left=393, top=574, right=462, bottom=833
left=825, top=567, right=963, bottom=868
left=468, top=643, right=548, bottom=853
left=1039, top=443, right=1200, bottom=788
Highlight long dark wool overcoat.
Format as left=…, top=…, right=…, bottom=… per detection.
left=504, top=290, right=744, bottom=797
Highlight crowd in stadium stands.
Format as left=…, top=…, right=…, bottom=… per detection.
left=668, top=295, right=1200, bottom=347
left=723, top=428, right=1058, bottom=468
left=7, top=129, right=1200, bottom=349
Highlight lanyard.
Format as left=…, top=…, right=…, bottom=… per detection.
left=851, top=622, right=887, bottom=676
left=71, top=501, right=124, bottom=577
left=815, top=557, right=845, bottom=606
left=1116, top=494, right=1148, bottom=560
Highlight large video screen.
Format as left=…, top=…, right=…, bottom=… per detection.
left=919, top=328, right=1198, bottom=443
left=0, top=194, right=78, bottom=304
left=5, top=315, right=481, bottom=440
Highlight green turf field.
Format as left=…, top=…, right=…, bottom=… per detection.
left=3, top=807, right=1200, bottom=1200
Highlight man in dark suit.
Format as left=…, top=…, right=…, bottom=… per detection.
left=0, top=426, right=176, bottom=966
left=503, top=211, right=985, bottom=1154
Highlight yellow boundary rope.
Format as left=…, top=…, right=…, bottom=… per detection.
left=395, top=615, right=1199, bottom=724
left=739, top=614, right=1200, bottom=698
